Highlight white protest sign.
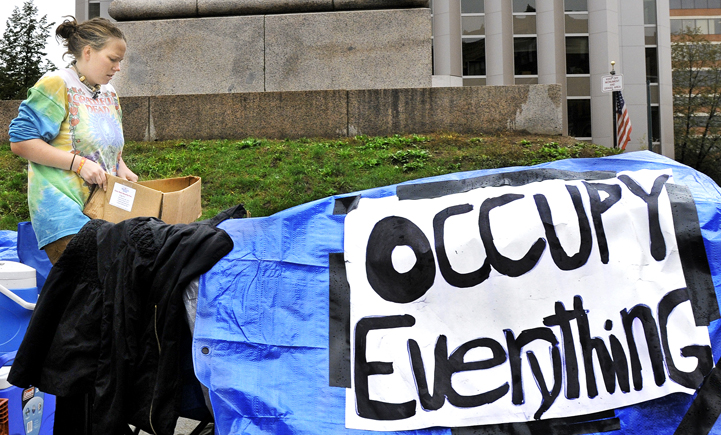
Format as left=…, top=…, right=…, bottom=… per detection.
left=343, top=169, right=712, bottom=431
left=108, top=183, right=137, bottom=212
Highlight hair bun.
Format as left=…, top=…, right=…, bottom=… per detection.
left=56, top=17, right=78, bottom=40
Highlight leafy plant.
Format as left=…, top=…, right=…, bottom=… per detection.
left=236, top=138, right=262, bottom=149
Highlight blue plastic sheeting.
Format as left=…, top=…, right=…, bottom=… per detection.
left=16, top=222, right=52, bottom=289
left=0, top=230, right=19, bottom=262
left=0, top=223, right=52, bottom=289
left=193, top=151, right=721, bottom=434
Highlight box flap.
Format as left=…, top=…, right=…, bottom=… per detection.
left=83, top=186, right=105, bottom=220
left=157, top=177, right=202, bottom=224
left=139, top=176, right=200, bottom=193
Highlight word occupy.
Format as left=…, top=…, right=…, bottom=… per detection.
left=365, top=174, right=669, bottom=304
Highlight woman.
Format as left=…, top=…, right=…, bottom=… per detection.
left=9, top=17, right=137, bottom=264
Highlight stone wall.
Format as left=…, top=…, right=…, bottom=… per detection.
left=112, top=8, right=432, bottom=97
left=0, top=100, right=19, bottom=144
left=108, top=0, right=429, bottom=20
left=0, top=85, right=563, bottom=144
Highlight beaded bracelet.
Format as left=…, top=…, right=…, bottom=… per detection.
left=76, top=157, right=87, bottom=175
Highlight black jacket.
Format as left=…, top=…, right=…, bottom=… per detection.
left=8, top=206, right=244, bottom=435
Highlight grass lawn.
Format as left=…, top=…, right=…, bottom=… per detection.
left=0, top=132, right=621, bottom=231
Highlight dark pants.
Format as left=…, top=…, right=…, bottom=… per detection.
left=53, top=393, right=93, bottom=435
left=44, top=235, right=74, bottom=265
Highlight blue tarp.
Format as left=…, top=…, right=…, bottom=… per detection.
left=193, top=151, right=721, bottom=434
left=0, top=222, right=52, bottom=289
left=0, top=223, right=52, bottom=289
left=15, top=222, right=51, bottom=289
left=0, top=230, right=19, bottom=262
left=194, top=150, right=721, bottom=434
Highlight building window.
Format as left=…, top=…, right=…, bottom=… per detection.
left=651, top=106, right=660, bottom=142
left=645, top=0, right=660, bottom=149
left=461, top=0, right=484, bottom=14
left=89, top=2, right=101, bottom=19
left=671, top=19, right=721, bottom=35
left=462, top=1, right=485, bottom=85
left=565, top=13, right=588, bottom=33
left=568, top=99, right=592, bottom=138
left=565, top=0, right=587, bottom=12
left=462, top=16, right=485, bottom=36
left=566, top=37, right=590, bottom=74
left=463, top=39, right=486, bottom=76
left=514, top=37, right=538, bottom=76
left=513, top=0, right=536, bottom=13
left=513, top=2, right=537, bottom=84
left=567, top=77, right=590, bottom=96
left=513, top=14, right=536, bottom=35
left=644, top=0, right=657, bottom=25
left=644, top=0, right=659, bottom=84
left=670, top=0, right=721, bottom=8
left=646, top=48, right=659, bottom=83
left=645, top=26, right=658, bottom=44
left=565, top=0, right=590, bottom=139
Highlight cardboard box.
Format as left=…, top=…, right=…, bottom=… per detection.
left=83, top=174, right=202, bottom=224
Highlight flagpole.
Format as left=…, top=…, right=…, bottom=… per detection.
left=611, top=61, right=617, bottom=149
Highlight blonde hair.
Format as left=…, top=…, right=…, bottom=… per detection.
left=56, top=17, right=126, bottom=61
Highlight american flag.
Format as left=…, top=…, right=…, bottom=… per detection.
left=615, top=91, right=632, bottom=150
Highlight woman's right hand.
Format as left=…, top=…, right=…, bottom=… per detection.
left=77, top=158, right=108, bottom=191
left=10, top=139, right=109, bottom=191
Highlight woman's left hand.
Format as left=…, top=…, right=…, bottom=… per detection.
left=117, top=158, right=138, bottom=182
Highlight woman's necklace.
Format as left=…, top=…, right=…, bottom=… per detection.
left=71, top=61, right=101, bottom=99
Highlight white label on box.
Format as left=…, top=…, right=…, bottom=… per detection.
left=108, top=183, right=137, bottom=212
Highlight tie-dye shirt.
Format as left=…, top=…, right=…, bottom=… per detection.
left=9, top=68, right=124, bottom=249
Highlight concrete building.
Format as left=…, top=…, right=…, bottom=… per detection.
left=432, top=0, right=673, bottom=156
left=75, top=0, right=114, bottom=22
left=670, top=0, right=721, bottom=41
left=77, top=0, right=673, bottom=156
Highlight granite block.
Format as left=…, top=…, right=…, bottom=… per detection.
left=109, top=0, right=429, bottom=20
left=1, top=97, right=148, bottom=144
left=198, top=0, right=331, bottom=17
left=347, top=85, right=563, bottom=137
left=265, top=9, right=432, bottom=92
left=147, top=90, right=348, bottom=141
left=512, top=84, right=564, bottom=135
left=3, top=86, right=561, bottom=144
left=112, top=16, right=265, bottom=97
left=119, top=96, right=149, bottom=142
left=0, top=100, right=21, bottom=144
left=333, top=0, right=429, bottom=10
left=109, top=0, right=197, bottom=21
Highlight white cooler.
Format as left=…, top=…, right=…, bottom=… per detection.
left=0, top=262, right=37, bottom=354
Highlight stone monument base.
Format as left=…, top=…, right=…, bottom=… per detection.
left=112, top=8, right=431, bottom=97
left=0, top=85, right=563, bottom=143
left=111, top=85, right=562, bottom=141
